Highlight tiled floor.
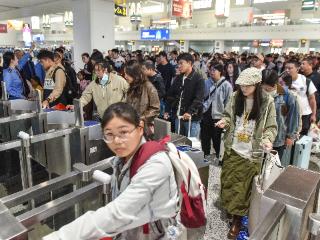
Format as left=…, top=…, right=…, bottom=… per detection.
left=201, top=161, right=229, bottom=240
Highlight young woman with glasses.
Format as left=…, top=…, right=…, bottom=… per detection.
left=44, top=102, right=178, bottom=240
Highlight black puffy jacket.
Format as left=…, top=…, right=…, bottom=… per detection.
left=166, top=69, right=205, bottom=121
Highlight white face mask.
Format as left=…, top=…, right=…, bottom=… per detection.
left=100, top=73, right=109, bottom=86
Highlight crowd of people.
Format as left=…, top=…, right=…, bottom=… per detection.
left=1, top=46, right=320, bottom=239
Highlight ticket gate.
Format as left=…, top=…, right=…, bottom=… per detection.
left=0, top=94, right=111, bottom=194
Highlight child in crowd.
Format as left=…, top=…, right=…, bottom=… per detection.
left=77, top=70, right=90, bottom=94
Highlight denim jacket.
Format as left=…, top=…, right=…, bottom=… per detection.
left=273, top=84, right=300, bottom=147
left=203, top=77, right=233, bottom=120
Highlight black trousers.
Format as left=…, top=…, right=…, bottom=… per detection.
left=200, top=113, right=223, bottom=156
left=300, top=114, right=311, bottom=136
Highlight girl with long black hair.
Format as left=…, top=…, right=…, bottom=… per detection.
left=216, top=67, right=277, bottom=239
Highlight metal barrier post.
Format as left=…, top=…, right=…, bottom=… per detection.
left=1, top=81, right=8, bottom=101
left=19, top=132, right=34, bottom=209
left=309, top=213, right=320, bottom=240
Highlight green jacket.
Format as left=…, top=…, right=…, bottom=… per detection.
left=222, top=91, right=278, bottom=159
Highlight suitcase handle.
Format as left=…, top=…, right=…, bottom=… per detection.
left=177, top=116, right=192, bottom=137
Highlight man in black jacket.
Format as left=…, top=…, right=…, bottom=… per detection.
left=157, top=51, right=175, bottom=93
left=141, top=60, right=166, bottom=99
left=166, top=53, right=205, bottom=137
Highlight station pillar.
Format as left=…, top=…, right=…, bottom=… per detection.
left=72, top=0, right=115, bottom=70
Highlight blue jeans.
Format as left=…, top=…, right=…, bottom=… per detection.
left=159, top=99, right=166, bottom=118
left=175, top=118, right=200, bottom=137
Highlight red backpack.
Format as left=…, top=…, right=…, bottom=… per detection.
left=130, top=139, right=207, bottom=233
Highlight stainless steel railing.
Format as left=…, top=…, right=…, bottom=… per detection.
left=250, top=201, right=286, bottom=240
left=0, top=157, right=113, bottom=240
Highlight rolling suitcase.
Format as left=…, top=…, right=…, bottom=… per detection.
left=176, top=117, right=201, bottom=148
left=292, top=136, right=312, bottom=169
left=176, top=117, right=209, bottom=189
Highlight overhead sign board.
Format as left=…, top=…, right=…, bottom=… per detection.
left=270, top=39, right=284, bottom=47
left=115, top=4, right=127, bottom=16
left=193, top=0, right=212, bottom=9
left=141, top=29, right=170, bottom=40
left=172, top=0, right=193, bottom=18
left=215, top=0, right=230, bottom=17
left=302, top=0, right=318, bottom=10
left=254, top=0, right=287, bottom=2
left=0, top=24, right=7, bottom=33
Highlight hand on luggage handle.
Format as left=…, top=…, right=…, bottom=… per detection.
left=177, top=115, right=192, bottom=137
left=263, top=143, right=273, bottom=153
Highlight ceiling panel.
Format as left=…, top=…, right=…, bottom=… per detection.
left=0, top=0, right=52, bottom=8
left=0, top=6, right=12, bottom=10
left=0, top=0, right=72, bottom=20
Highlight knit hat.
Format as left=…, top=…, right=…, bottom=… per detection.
left=235, top=67, right=262, bottom=86
left=253, top=53, right=264, bottom=62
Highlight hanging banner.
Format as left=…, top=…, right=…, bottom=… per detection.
left=0, top=24, right=7, bottom=33
left=115, top=4, right=127, bottom=16
left=7, top=20, right=24, bottom=30
left=215, top=0, right=230, bottom=17
left=172, top=0, right=192, bottom=18
left=302, top=0, right=317, bottom=10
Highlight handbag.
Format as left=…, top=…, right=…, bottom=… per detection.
left=260, top=150, right=284, bottom=191
left=248, top=150, right=284, bottom=234
left=249, top=101, right=285, bottom=234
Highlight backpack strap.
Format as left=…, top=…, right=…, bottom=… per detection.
left=130, top=141, right=166, bottom=178
left=129, top=141, right=166, bottom=235
left=204, top=79, right=226, bottom=102
left=52, top=66, right=64, bottom=83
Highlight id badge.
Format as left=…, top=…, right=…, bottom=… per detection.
left=44, top=78, right=55, bottom=90
left=237, top=132, right=250, bottom=143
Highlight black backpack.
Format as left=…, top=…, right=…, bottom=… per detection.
left=53, top=66, right=79, bottom=103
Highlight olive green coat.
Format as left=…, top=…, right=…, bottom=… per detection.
left=220, top=91, right=278, bottom=216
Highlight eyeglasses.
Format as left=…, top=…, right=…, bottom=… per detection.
left=103, top=127, right=138, bottom=143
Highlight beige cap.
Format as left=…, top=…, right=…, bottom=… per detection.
left=254, top=53, right=264, bottom=62
left=235, top=67, right=262, bottom=86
